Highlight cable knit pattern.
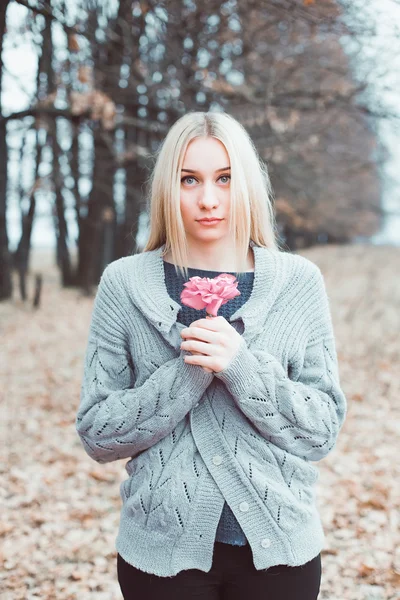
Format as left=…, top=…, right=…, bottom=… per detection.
left=75, top=242, right=347, bottom=577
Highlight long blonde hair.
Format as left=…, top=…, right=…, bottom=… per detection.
left=142, top=111, right=280, bottom=280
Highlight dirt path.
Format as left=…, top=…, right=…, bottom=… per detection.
left=1, top=244, right=399, bottom=599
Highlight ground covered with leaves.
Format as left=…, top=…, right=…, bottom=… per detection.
left=1, top=244, right=399, bottom=600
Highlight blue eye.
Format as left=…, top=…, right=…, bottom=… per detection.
left=219, top=175, right=231, bottom=183
left=180, top=174, right=231, bottom=185
left=181, top=176, right=196, bottom=184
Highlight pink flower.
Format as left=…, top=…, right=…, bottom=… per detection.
left=180, top=273, right=241, bottom=317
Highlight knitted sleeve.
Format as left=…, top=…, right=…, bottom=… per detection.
left=214, top=266, right=347, bottom=462
left=75, top=264, right=214, bottom=464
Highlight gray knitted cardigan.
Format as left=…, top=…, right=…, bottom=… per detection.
left=76, top=242, right=347, bottom=576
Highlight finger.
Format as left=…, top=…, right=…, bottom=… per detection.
left=188, top=352, right=214, bottom=372
left=184, top=354, right=215, bottom=370
left=182, top=339, right=214, bottom=356
left=180, top=319, right=221, bottom=339
left=189, top=316, right=225, bottom=331
left=183, top=326, right=217, bottom=344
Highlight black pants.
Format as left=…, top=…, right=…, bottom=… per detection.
left=117, top=541, right=322, bottom=599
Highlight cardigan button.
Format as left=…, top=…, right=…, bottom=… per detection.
left=212, top=455, right=223, bottom=466
left=261, top=537, right=271, bottom=548
left=239, top=501, right=249, bottom=512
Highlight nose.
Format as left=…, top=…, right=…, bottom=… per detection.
left=199, top=180, right=218, bottom=208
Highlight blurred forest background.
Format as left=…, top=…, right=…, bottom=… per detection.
left=1, top=1, right=400, bottom=600
left=1, top=0, right=400, bottom=301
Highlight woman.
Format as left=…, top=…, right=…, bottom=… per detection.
left=76, top=111, right=347, bottom=599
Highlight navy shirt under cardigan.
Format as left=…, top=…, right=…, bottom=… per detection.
left=163, top=259, right=255, bottom=546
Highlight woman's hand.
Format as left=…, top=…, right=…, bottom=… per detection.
left=180, top=316, right=243, bottom=374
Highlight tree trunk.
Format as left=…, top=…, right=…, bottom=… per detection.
left=118, top=125, right=145, bottom=258
left=13, top=132, right=45, bottom=298
left=51, top=126, right=72, bottom=286
left=77, top=132, right=116, bottom=289
left=0, top=0, right=12, bottom=300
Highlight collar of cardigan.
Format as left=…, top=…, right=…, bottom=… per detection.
left=126, top=241, right=283, bottom=345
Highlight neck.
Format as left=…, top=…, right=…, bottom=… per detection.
left=163, top=244, right=255, bottom=272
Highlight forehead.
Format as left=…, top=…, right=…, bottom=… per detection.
left=183, top=137, right=230, bottom=169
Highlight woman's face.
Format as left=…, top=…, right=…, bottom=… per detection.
left=179, top=136, right=231, bottom=244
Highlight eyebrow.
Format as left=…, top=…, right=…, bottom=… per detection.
left=181, top=167, right=231, bottom=173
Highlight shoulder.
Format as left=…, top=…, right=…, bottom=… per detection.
left=269, top=250, right=333, bottom=342
left=272, top=249, right=323, bottom=292
left=101, top=255, right=139, bottom=281
left=269, top=249, right=329, bottom=321
left=93, top=257, right=139, bottom=315
left=99, top=255, right=144, bottom=296
left=279, top=249, right=320, bottom=276
left=98, top=253, right=155, bottom=312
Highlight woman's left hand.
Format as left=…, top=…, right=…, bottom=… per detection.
left=180, top=316, right=243, bottom=374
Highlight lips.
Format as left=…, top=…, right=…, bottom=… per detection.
left=198, top=218, right=222, bottom=222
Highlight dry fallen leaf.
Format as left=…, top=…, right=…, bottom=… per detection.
left=1, top=244, right=399, bottom=600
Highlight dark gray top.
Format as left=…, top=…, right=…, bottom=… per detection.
left=163, top=260, right=254, bottom=545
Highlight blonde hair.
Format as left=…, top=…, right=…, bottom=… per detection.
left=142, top=110, right=280, bottom=280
